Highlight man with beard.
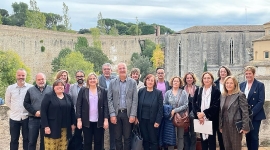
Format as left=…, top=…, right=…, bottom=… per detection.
left=68, top=70, right=86, bottom=150
left=23, top=73, right=52, bottom=150
left=5, top=68, right=33, bottom=150
left=98, top=63, right=115, bottom=150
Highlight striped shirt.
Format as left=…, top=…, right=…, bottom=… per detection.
left=5, top=82, right=33, bottom=121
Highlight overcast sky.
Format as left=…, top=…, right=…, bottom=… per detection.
left=2, top=0, right=270, bottom=32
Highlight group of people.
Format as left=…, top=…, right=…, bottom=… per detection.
left=4, top=62, right=265, bottom=150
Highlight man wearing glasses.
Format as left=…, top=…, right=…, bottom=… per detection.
left=68, top=70, right=86, bottom=150
left=98, top=63, right=116, bottom=150
left=155, top=67, right=171, bottom=98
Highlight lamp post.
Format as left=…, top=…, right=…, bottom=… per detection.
left=138, top=39, right=145, bottom=54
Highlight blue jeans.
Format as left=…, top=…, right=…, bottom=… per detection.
left=10, top=118, right=29, bottom=150
left=28, top=117, right=44, bottom=150
left=246, top=120, right=261, bottom=150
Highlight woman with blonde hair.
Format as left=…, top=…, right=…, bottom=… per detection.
left=55, top=70, right=70, bottom=94
left=76, top=73, right=109, bottom=150
left=220, top=76, right=249, bottom=150
left=164, top=76, right=188, bottom=150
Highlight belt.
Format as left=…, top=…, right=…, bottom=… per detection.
left=118, top=109, right=127, bottom=113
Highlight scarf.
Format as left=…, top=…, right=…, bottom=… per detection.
left=201, top=86, right=212, bottom=140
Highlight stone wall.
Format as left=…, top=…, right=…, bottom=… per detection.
left=0, top=25, right=160, bottom=81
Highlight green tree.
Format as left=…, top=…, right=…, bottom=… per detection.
left=43, top=12, right=62, bottom=29
left=0, top=14, right=2, bottom=24
left=203, top=59, right=208, bottom=72
left=97, top=12, right=106, bottom=35
left=141, top=39, right=156, bottom=58
left=109, top=24, right=118, bottom=36
left=75, top=37, right=89, bottom=51
left=10, top=2, right=28, bottom=26
left=56, top=24, right=66, bottom=31
left=78, top=29, right=91, bottom=34
left=76, top=47, right=112, bottom=73
left=130, top=52, right=140, bottom=61
left=62, top=2, right=71, bottom=30
left=0, top=9, right=9, bottom=17
left=58, top=51, right=94, bottom=83
left=51, top=48, right=72, bottom=72
left=116, top=24, right=128, bottom=35
left=128, top=55, right=154, bottom=81
left=0, top=50, right=31, bottom=86
left=25, top=0, right=46, bottom=29
left=141, top=25, right=155, bottom=35
left=90, top=28, right=102, bottom=49
left=127, top=25, right=141, bottom=35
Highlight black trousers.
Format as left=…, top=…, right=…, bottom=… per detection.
left=68, top=127, right=83, bottom=150
left=10, top=118, right=29, bottom=150
left=114, top=111, right=132, bottom=150
left=82, top=122, right=104, bottom=150
left=200, top=128, right=216, bottom=150
left=139, top=118, right=158, bottom=150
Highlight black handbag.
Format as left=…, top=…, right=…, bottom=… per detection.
left=131, top=124, right=143, bottom=150
left=235, top=96, right=254, bottom=132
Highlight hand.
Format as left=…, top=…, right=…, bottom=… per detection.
left=171, top=110, right=175, bottom=117
left=154, top=123, right=159, bottom=128
left=71, top=124, right=76, bottom=131
left=103, top=119, right=109, bottom=129
left=220, top=129, right=222, bottom=133
left=134, top=118, right=139, bottom=124
left=129, top=116, right=135, bottom=123
left=77, top=119, right=82, bottom=129
left=240, top=129, right=248, bottom=134
left=199, top=118, right=204, bottom=125
left=44, top=127, right=51, bottom=134
left=197, top=112, right=205, bottom=119
left=110, top=116, right=117, bottom=124
left=35, top=111, right=40, bottom=117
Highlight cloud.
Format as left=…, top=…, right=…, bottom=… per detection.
left=1, top=0, right=270, bottom=31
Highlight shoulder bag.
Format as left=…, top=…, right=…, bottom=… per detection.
left=172, top=89, right=190, bottom=129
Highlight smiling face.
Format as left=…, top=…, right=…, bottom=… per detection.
left=219, top=68, right=228, bottom=79
left=245, top=70, right=255, bottom=82
left=36, top=73, right=46, bottom=88
left=102, top=65, right=112, bottom=78
left=117, top=63, right=127, bottom=78
left=16, top=69, right=26, bottom=84
left=53, top=82, right=65, bottom=94
left=87, top=74, right=98, bottom=87
left=146, top=76, right=155, bottom=88
left=185, top=74, right=194, bottom=85
left=131, top=72, right=139, bottom=81
left=172, top=77, right=181, bottom=88
left=60, top=72, right=68, bottom=83
left=225, top=78, right=235, bottom=93
left=202, top=73, right=213, bottom=87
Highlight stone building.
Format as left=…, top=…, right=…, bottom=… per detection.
left=162, top=25, right=265, bottom=82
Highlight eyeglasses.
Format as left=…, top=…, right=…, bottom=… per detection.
left=76, top=76, right=84, bottom=78
left=157, top=72, right=164, bottom=74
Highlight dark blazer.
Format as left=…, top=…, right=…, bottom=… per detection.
left=41, top=91, right=76, bottom=139
left=76, top=86, right=109, bottom=128
left=240, top=79, right=266, bottom=120
left=214, top=78, right=221, bottom=91
left=193, top=86, right=221, bottom=129
left=219, top=92, right=250, bottom=132
left=137, top=87, right=163, bottom=124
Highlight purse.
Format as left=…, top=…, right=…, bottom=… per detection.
left=235, top=95, right=254, bottom=132
left=172, top=90, right=190, bottom=129
left=173, top=110, right=190, bottom=129
left=131, top=124, right=143, bottom=150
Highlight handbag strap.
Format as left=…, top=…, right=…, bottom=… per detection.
left=176, top=89, right=183, bottom=107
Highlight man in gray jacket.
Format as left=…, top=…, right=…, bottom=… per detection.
left=23, top=73, right=52, bottom=150
left=108, top=62, right=138, bottom=150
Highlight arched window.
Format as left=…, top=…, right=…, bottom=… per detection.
left=229, top=38, right=234, bottom=64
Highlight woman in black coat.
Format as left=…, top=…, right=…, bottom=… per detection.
left=136, top=74, right=163, bottom=150
left=76, top=73, right=109, bottom=150
left=193, top=72, right=221, bottom=150
left=41, top=79, right=76, bottom=150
